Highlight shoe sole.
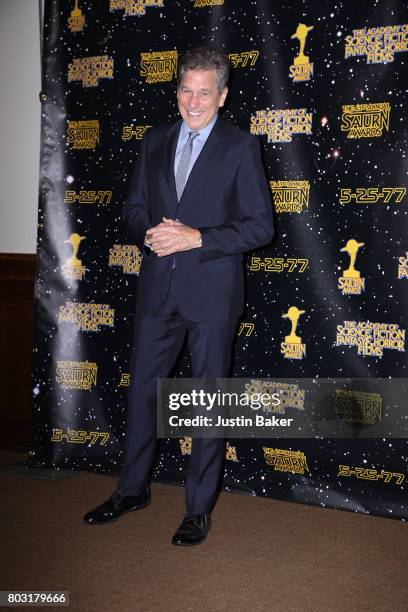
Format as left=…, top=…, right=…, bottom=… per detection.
left=84, top=498, right=151, bottom=525
left=171, top=537, right=208, bottom=546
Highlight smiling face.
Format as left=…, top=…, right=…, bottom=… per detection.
left=177, top=68, right=228, bottom=131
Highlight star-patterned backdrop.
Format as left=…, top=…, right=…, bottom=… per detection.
left=29, top=0, right=408, bottom=520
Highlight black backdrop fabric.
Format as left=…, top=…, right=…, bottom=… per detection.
left=29, top=0, right=408, bottom=520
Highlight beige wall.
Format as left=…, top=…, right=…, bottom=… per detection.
left=0, top=1, right=42, bottom=254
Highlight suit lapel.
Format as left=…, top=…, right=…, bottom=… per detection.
left=162, top=117, right=226, bottom=215
left=177, top=119, right=225, bottom=209
left=163, top=119, right=182, bottom=207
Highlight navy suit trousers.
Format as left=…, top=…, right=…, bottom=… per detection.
left=115, top=271, right=238, bottom=514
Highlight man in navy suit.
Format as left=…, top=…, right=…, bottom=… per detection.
left=84, top=46, right=274, bottom=545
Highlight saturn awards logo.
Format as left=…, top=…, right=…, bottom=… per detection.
left=67, top=120, right=100, bottom=149
left=289, top=23, right=314, bottom=82
left=341, top=102, right=390, bottom=138
left=338, top=239, right=365, bottom=295
left=68, top=0, right=85, bottom=32
left=140, top=50, right=178, bottom=83
left=335, top=389, right=382, bottom=425
left=56, top=361, right=97, bottom=391
left=62, top=233, right=86, bottom=280
left=263, top=448, right=309, bottom=474
left=280, top=306, right=306, bottom=359
left=270, top=180, right=310, bottom=213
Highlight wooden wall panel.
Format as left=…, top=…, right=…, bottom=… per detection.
left=0, top=253, right=36, bottom=449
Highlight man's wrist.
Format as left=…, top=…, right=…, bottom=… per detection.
left=195, top=231, right=202, bottom=248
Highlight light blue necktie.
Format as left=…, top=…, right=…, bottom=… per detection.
left=175, top=130, right=199, bottom=201
left=171, top=130, right=199, bottom=270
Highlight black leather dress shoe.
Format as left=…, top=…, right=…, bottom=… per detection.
left=171, top=514, right=212, bottom=546
left=83, top=488, right=150, bottom=525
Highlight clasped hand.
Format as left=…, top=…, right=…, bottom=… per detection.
left=145, top=217, right=201, bottom=257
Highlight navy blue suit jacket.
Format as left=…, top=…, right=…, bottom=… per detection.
left=123, top=117, right=275, bottom=321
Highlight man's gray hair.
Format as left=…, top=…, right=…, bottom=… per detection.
left=177, top=46, right=230, bottom=93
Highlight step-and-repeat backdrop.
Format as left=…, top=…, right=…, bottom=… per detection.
left=30, top=0, right=408, bottom=520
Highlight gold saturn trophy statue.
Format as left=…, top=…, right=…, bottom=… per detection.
left=64, top=233, right=86, bottom=266
left=340, top=239, right=364, bottom=279
left=282, top=306, right=305, bottom=344
left=71, top=0, right=82, bottom=18
left=291, top=23, right=314, bottom=65
left=68, top=0, right=85, bottom=32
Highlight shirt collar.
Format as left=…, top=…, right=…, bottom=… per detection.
left=179, top=113, right=218, bottom=142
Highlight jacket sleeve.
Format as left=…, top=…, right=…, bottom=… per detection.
left=122, top=132, right=152, bottom=253
left=197, top=136, right=275, bottom=263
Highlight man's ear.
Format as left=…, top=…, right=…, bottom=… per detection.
left=219, top=87, right=228, bottom=107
